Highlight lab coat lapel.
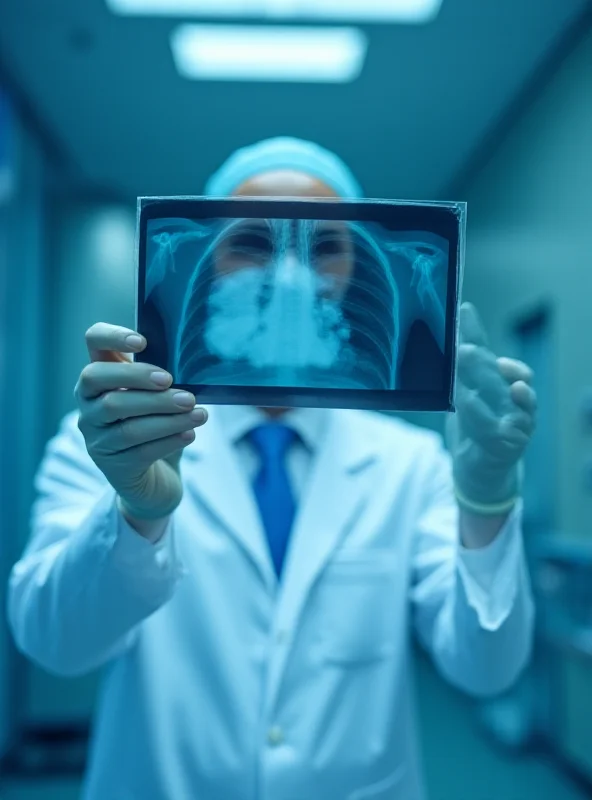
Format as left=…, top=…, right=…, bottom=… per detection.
left=284, top=411, right=380, bottom=599
left=264, top=410, right=381, bottom=715
left=181, top=407, right=276, bottom=591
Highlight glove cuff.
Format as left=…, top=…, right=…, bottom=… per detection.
left=454, top=483, right=519, bottom=516
left=117, top=494, right=181, bottom=522
left=453, top=461, right=524, bottom=516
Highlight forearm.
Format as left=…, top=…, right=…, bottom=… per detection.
left=459, top=506, right=510, bottom=549
left=447, top=504, right=533, bottom=695
left=433, top=553, right=535, bottom=697
left=415, top=489, right=535, bottom=697
left=8, top=490, right=181, bottom=677
left=117, top=496, right=171, bottom=543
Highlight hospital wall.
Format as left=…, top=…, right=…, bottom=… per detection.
left=460, top=20, right=592, bottom=776
left=0, top=104, right=46, bottom=756
left=19, top=198, right=137, bottom=728
left=4, top=22, right=592, bottom=794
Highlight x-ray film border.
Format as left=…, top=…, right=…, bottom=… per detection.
left=450, top=202, right=467, bottom=412
left=135, top=196, right=465, bottom=411
left=133, top=198, right=142, bottom=355
left=139, top=196, right=466, bottom=211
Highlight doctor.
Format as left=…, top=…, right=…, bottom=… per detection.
left=8, top=138, right=537, bottom=800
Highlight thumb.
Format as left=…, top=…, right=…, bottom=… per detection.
left=165, top=448, right=185, bottom=473
left=459, top=302, right=489, bottom=348
left=445, top=411, right=461, bottom=450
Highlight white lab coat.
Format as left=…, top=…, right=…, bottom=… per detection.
left=8, top=407, right=534, bottom=800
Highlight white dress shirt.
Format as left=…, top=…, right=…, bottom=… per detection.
left=215, top=404, right=328, bottom=499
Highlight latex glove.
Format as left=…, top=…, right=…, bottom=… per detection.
left=447, top=303, right=537, bottom=512
left=75, top=323, right=208, bottom=522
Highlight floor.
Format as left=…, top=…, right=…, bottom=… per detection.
left=0, top=780, right=81, bottom=800
left=415, top=652, right=589, bottom=800
left=1, top=656, right=589, bottom=800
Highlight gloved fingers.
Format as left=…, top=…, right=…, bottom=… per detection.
left=497, top=357, right=534, bottom=386
left=83, top=388, right=197, bottom=426
left=89, top=407, right=208, bottom=456
left=510, top=380, right=537, bottom=414
left=499, top=407, right=535, bottom=442
left=119, top=430, right=197, bottom=472
left=455, top=385, right=501, bottom=444
left=85, top=323, right=146, bottom=363
left=75, top=361, right=173, bottom=401
left=457, top=390, right=530, bottom=462
left=457, top=343, right=509, bottom=411
left=459, top=303, right=489, bottom=348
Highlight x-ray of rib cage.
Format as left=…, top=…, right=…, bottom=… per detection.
left=146, top=217, right=448, bottom=391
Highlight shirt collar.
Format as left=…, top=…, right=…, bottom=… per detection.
left=214, top=404, right=330, bottom=453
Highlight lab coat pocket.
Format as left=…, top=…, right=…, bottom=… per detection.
left=318, top=548, right=399, bottom=666
left=347, top=765, right=406, bottom=799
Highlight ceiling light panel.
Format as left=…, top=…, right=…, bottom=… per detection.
left=106, top=0, right=443, bottom=24
left=170, top=24, right=368, bottom=82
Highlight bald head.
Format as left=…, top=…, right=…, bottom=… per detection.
left=233, top=169, right=340, bottom=200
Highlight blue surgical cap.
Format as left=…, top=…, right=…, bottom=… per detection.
left=204, top=136, right=363, bottom=199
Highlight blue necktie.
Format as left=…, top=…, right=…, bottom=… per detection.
left=249, top=424, right=297, bottom=578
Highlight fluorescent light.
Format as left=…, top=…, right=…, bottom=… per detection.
left=171, top=25, right=367, bottom=83
left=106, top=0, right=443, bottom=24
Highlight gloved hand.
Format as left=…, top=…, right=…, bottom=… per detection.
left=447, top=303, right=537, bottom=513
left=75, top=323, right=208, bottom=522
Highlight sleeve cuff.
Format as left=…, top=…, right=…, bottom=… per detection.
left=99, top=493, right=187, bottom=597
left=456, top=499, right=525, bottom=631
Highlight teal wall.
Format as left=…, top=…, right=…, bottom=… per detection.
left=20, top=199, right=137, bottom=730
left=0, top=100, right=46, bottom=758
left=460, top=20, right=592, bottom=780
left=461, top=24, right=592, bottom=536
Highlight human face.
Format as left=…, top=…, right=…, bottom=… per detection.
left=228, top=170, right=354, bottom=296
left=229, top=170, right=351, bottom=417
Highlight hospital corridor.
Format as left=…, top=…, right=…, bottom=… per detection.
left=2, top=1, right=592, bottom=799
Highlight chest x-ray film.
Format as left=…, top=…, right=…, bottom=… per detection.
left=136, top=197, right=466, bottom=411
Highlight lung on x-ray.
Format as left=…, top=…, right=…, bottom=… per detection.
left=136, top=197, right=465, bottom=411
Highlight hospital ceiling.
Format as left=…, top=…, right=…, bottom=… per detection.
left=0, top=0, right=590, bottom=201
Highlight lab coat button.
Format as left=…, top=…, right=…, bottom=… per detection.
left=267, top=726, right=284, bottom=747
